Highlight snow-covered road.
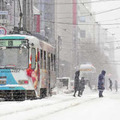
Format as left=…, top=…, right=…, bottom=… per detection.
left=0, top=89, right=119, bottom=120
left=41, top=91, right=120, bottom=120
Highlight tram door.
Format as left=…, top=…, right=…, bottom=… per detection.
left=47, top=53, right=51, bottom=95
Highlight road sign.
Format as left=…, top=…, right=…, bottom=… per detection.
left=0, top=27, right=7, bottom=35
left=0, top=11, right=8, bottom=15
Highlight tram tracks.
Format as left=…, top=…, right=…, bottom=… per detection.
left=0, top=94, right=98, bottom=120
left=0, top=96, right=77, bottom=117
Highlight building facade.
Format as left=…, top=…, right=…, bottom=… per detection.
left=34, top=0, right=55, bottom=46
left=55, top=0, right=77, bottom=78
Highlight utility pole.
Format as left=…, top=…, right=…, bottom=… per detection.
left=57, top=35, right=62, bottom=77
left=57, top=36, right=60, bottom=77
left=18, top=0, right=22, bottom=31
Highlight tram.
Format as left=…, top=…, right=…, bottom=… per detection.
left=0, top=35, right=56, bottom=100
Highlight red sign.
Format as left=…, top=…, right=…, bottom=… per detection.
left=0, top=27, right=7, bottom=35
left=73, top=0, right=77, bottom=25
left=34, top=15, right=40, bottom=33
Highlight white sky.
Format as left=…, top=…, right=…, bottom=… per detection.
left=91, top=1, right=120, bottom=39
left=91, top=1, right=120, bottom=44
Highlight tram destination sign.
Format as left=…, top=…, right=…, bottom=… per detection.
left=0, top=40, right=27, bottom=47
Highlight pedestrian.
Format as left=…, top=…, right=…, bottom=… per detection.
left=115, top=80, right=118, bottom=92
left=73, top=70, right=80, bottom=97
left=109, top=78, right=112, bottom=91
left=98, top=70, right=106, bottom=98
left=78, top=77, right=86, bottom=97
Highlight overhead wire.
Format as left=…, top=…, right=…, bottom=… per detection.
left=97, top=17, right=120, bottom=22
left=39, top=0, right=120, bottom=66
left=6, top=0, right=120, bottom=54
left=39, top=1, right=120, bottom=47
left=80, top=6, right=120, bottom=17
left=40, top=18, right=120, bottom=26
left=39, top=0, right=120, bottom=5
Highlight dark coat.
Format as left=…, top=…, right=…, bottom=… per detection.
left=74, top=70, right=80, bottom=91
left=109, top=79, right=112, bottom=86
left=98, top=70, right=106, bottom=91
left=115, top=80, right=118, bottom=89
left=79, top=78, right=85, bottom=90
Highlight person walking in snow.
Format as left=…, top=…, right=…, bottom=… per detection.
left=73, top=70, right=80, bottom=97
left=98, top=70, right=106, bottom=98
left=115, top=80, right=118, bottom=92
left=78, top=77, right=86, bottom=97
left=109, top=78, right=112, bottom=91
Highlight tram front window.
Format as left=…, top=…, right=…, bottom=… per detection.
left=0, top=47, right=28, bottom=69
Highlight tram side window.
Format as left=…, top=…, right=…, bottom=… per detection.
left=40, top=50, right=43, bottom=69
left=51, top=54, right=53, bottom=71
left=31, top=48, right=36, bottom=69
left=47, top=53, right=50, bottom=70
left=54, top=55, right=56, bottom=71
left=46, top=52, right=48, bottom=70
left=44, top=51, right=47, bottom=69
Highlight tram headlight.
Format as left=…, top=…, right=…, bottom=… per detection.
left=18, top=80, right=29, bottom=84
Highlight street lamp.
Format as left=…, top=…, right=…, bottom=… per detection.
left=18, top=0, right=23, bottom=32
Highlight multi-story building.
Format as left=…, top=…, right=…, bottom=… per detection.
left=55, top=0, right=94, bottom=78
left=55, top=0, right=77, bottom=78
left=54, top=0, right=95, bottom=79
left=34, top=0, right=55, bottom=46
left=76, top=0, right=116, bottom=85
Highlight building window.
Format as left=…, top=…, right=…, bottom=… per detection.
left=54, top=55, right=56, bottom=71
left=80, top=16, right=86, bottom=22
left=31, top=48, right=36, bottom=69
left=40, top=49, right=43, bottom=69
left=51, top=54, right=53, bottom=71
